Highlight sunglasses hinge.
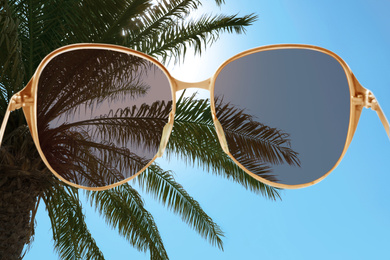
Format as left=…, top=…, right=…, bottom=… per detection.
left=352, top=91, right=378, bottom=111
left=9, top=94, right=34, bottom=111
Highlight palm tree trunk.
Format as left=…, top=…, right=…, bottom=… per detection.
left=0, top=168, right=41, bottom=260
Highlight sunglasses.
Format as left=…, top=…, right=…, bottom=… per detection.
left=1, top=43, right=388, bottom=190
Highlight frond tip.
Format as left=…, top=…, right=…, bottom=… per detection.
left=135, top=164, right=225, bottom=250
left=43, top=184, right=105, bottom=260
left=86, top=183, right=169, bottom=260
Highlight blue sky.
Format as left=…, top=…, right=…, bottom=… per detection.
left=26, top=1, right=390, bottom=259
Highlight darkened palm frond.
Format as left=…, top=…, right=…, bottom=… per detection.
left=215, top=97, right=301, bottom=167
left=39, top=99, right=172, bottom=174
left=87, top=100, right=172, bottom=146
left=43, top=184, right=105, bottom=260
left=40, top=128, right=150, bottom=187
left=86, top=183, right=169, bottom=260
left=56, top=116, right=164, bottom=154
left=135, top=164, right=225, bottom=249
left=37, top=50, right=152, bottom=124
left=38, top=97, right=171, bottom=188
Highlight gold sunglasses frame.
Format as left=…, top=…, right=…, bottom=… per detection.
left=0, top=43, right=389, bottom=190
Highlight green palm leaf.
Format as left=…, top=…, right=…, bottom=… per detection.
left=86, top=183, right=169, bottom=260
left=135, top=164, right=224, bottom=249
left=143, top=13, right=258, bottom=62
left=0, top=1, right=25, bottom=95
left=128, top=0, right=204, bottom=44
left=43, top=184, right=105, bottom=260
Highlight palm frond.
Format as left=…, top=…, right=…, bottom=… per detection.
left=100, top=0, right=152, bottom=43
left=167, top=122, right=282, bottom=199
left=175, top=92, right=300, bottom=166
left=166, top=91, right=293, bottom=199
left=36, top=49, right=152, bottom=124
left=0, top=0, right=25, bottom=104
left=38, top=98, right=172, bottom=187
left=128, top=0, right=202, bottom=45
left=135, top=164, right=225, bottom=249
left=86, top=183, right=169, bottom=260
left=11, top=0, right=60, bottom=77
left=40, top=129, right=150, bottom=187
left=142, top=13, right=258, bottom=62
left=43, top=184, right=105, bottom=260
left=85, top=100, right=172, bottom=148
left=215, top=97, right=301, bottom=167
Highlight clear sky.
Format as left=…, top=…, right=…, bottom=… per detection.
left=26, top=1, right=390, bottom=259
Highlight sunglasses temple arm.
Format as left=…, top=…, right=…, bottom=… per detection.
left=0, top=102, right=13, bottom=147
left=0, top=92, right=28, bottom=146
left=353, top=90, right=390, bottom=140
left=373, top=100, right=390, bottom=140
left=156, top=112, right=175, bottom=157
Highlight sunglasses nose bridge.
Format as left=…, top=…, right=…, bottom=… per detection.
left=172, top=78, right=212, bottom=92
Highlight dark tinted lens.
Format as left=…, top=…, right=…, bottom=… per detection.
left=37, top=49, right=172, bottom=188
left=214, top=48, right=350, bottom=185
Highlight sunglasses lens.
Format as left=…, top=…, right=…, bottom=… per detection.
left=37, top=49, right=172, bottom=188
left=214, top=48, right=350, bottom=186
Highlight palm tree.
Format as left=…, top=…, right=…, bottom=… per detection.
left=0, top=0, right=299, bottom=259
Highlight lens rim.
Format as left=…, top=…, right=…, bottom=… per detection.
left=209, top=44, right=363, bottom=189
left=24, top=43, right=177, bottom=191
